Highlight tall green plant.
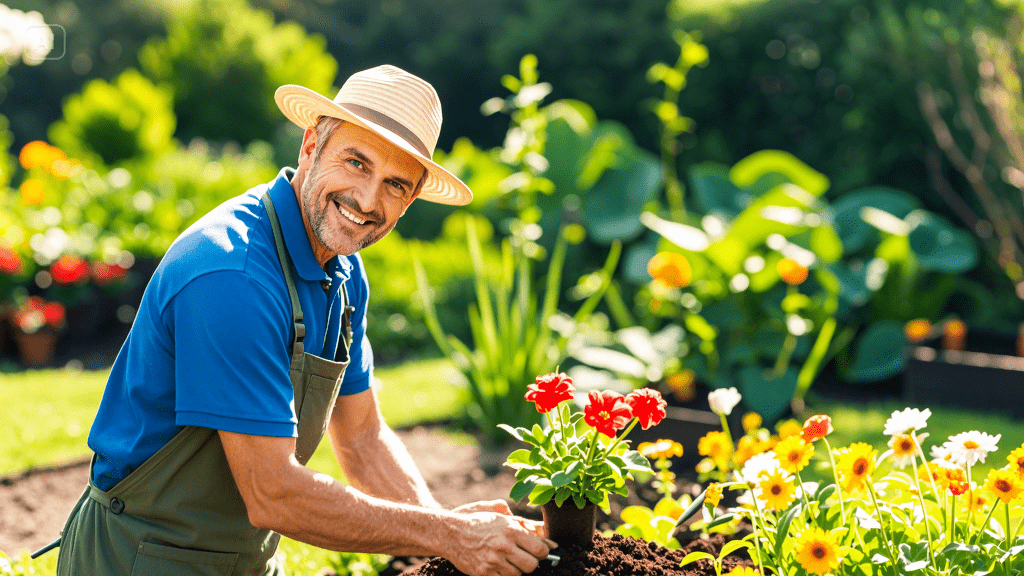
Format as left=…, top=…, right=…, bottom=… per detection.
left=414, top=214, right=620, bottom=445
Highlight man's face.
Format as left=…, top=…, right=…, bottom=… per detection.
left=298, top=121, right=424, bottom=257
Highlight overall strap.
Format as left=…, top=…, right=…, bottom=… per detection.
left=262, top=193, right=306, bottom=355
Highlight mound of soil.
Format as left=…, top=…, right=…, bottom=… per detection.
left=402, top=532, right=750, bottom=576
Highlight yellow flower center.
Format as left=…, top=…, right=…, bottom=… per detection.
left=898, top=438, right=913, bottom=453
left=812, top=545, right=826, bottom=559
left=996, top=479, right=1012, bottom=493
left=1016, top=458, right=1024, bottom=470
left=600, top=411, right=610, bottom=420
left=771, top=484, right=782, bottom=495
left=964, top=440, right=979, bottom=449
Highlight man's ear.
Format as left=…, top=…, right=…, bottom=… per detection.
left=297, top=127, right=318, bottom=167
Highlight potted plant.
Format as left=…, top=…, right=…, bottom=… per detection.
left=499, top=371, right=668, bottom=547
left=11, top=296, right=65, bottom=366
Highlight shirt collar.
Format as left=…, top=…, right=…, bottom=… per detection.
left=267, top=167, right=352, bottom=284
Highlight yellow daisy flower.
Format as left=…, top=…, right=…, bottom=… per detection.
left=794, top=528, right=842, bottom=574
left=1007, top=446, right=1024, bottom=478
left=985, top=469, right=1022, bottom=505
left=836, top=442, right=876, bottom=493
left=638, top=439, right=684, bottom=460
left=758, top=469, right=796, bottom=511
left=733, top=435, right=765, bottom=467
left=698, top=430, right=733, bottom=466
left=966, top=485, right=990, bottom=514
left=774, top=435, right=814, bottom=474
left=888, top=433, right=919, bottom=469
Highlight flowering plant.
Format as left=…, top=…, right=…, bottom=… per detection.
left=502, top=372, right=667, bottom=510
left=681, top=405, right=1024, bottom=576
left=12, top=296, right=65, bottom=334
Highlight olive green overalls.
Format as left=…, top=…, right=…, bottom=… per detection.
left=55, top=191, right=353, bottom=575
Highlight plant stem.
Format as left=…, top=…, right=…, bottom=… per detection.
left=1006, top=501, right=1012, bottom=552
left=603, top=418, right=639, bottom=458
left=795, top=474, right=816, bottom=528
left=911, top=433, right=945, bottom=541
left=968, top=465, right=975, bottom=529
left=908, top=453, right=936, bottom=569
left=867, top=480, right=900, bottom=573
left=773, top=334, right=798, bottom=378
left=719, top=413, right=733, bottom=446
left=972, top=499, right=999, bottom=545
left=951, top=494, right=958, bottom=542
left=821, top=438, right=848, bottom=528
left=751, top=488, right=787, bottom=576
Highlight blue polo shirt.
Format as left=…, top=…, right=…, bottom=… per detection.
left=88, top=167, right=374, bottom=491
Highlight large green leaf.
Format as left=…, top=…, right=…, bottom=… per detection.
left=825, top=262, right=872, bottom=306
left=845, top=320, right=905, bottom=383
left=831, top=187, right=920, bottom=253
left=907, top=213, right=977, bottom=273
left=738, top=366, right=798, bottom=421
left=689, top=162, right=750, bottom=217
left=582, top=147, right=663, bottom=244
left=729, top=150, right=830, bottom=197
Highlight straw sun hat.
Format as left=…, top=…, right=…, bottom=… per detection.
left=275, top=65, right=472, bottom=206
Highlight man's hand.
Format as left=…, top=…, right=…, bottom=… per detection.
left=445, top=511, right=556, bottom=576
left=451, top=500, right=547, bottom=538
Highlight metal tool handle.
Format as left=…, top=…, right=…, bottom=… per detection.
left=30, top=537, right=60, bottom=559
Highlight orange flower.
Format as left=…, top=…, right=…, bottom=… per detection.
left=777, top=258, right=808, bottom=285
left=639, top=439, right=684, bottom=460
left=647, top=252, right=692, bottom=289
left=0, top=245, right=23, bottom=275
left=947, top=468, right=969, bottom=496
left=19, top=179, right=46, bottom=206
left=984, top=468, right=1022, bottom=504
left=904, top=319, right=932, bottom=343
left=944, top=319, right=967, bottom=351
left=776, top=419, right=802, bottom=439
left=19, top=140, right=64, bottom=170
left=1007, top=446, right=1024, bottom=478
left=665, top=370, right=696, bottom=402
left=801, top=415, right=833, bottom=442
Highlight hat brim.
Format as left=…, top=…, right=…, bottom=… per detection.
left=275, top=85, right=473, bottom=206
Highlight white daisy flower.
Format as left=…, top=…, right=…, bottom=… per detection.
left=738, top=451, right=781, bottom=486
left=942, top=431, right=1001, bottom=467
left=708, top=387, right=742, bottom=416
left=883, top=408, right=931, bottom=436
left=930, top=443, right=951, bottom=461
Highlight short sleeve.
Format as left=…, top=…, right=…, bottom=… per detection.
left=168, top=270, right=297, bottom=437
left=339, top=254, right=373, bottom=396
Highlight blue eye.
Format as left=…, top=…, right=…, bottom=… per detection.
left=349, top=158, right=363, bottom=169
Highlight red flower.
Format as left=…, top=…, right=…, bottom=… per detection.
left=525, top=372, right=575, bottom=413
left=626, top=388, right=667, bottom=430
left=91, top=261, right=128, bottom=285
left=0, top=246, right=22, bottom=275
left=801, top=415, right=834, bottom=442
left=583, top=390, right=633, bottom=438
left=50, top=254, right=89, bottom=285
left=42, top=302, right=65, bottom=326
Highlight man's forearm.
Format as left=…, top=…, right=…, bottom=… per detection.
left=334, top=424, right=441, bottom=509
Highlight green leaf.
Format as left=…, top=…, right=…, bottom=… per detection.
left=774, top=504, right=801, bottom=559
left=497, top=424, right=523, bottom=441
left=831, top=187, right=920, bottom=252
left=707, top=513, right=737, bottom=530
left=554, top=489, right=571, bottom=507
left=510, top=480, right=536, bottom=502
left=810, top=225, right=844, bottom=263
left=738, top=366, right=798, bottom=421
left=719, top=539, right=753, bottom=558
left=908, top=212, right=978, bottom=273
left=680, top=551, right=715, bottom=567
left=529, top=485, right=556, bottom=506
left=689, top=162, right=749, bottom=218
left=730, top=150, right=830, bottom=197
left=620, top=505, right=655, bottom=527
left=845, top=320, right=905, bottom=383
left=583, top=145, right=664, bottom=245
left=505, top=449, right=532, bottom=466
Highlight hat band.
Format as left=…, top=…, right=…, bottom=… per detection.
left=340, top=102, right=431, bottom=158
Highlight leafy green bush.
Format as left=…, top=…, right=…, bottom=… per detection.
left=139, top=0, right=337, bottom=146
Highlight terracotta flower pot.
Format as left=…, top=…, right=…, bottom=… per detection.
left=542, top=500, right=596, bottom=548
left=14, top=328, right=57, bottom=366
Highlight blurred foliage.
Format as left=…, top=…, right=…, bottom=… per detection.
left=48, top=69, right=175, bottom=167
left=139, top=0, right=338, bottom=146
left=632, top=150, right=983, bottom=419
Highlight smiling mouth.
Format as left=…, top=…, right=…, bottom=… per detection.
left=333, top=199, right=371, bottom=226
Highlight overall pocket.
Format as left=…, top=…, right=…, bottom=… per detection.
left=130, top=541, right=238, bottom=576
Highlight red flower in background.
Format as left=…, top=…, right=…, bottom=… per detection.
left=0, top=246, right=22, bottom=275
left=801, top=415, right=834, bottom=442
left=91, top=261, right=128, bottom=285
left=583, top=390, right=632, bottom=438
left=525, top=372, right=575, bottom=413
left=50, top=254, right=89, bottom=285
left=42, top=302, right=65, bottom=327
left=625, top=388, right=667, bottom=430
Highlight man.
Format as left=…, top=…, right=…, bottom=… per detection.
left=54, top=65, right=556, bottom=576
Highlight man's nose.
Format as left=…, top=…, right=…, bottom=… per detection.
left=351, top=179, right=377, bottom=213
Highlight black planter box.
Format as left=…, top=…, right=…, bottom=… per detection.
left=903, top=345, right=1024, bottom=418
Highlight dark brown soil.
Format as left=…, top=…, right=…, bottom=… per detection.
left=402, top=533, right=751, bottom=576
